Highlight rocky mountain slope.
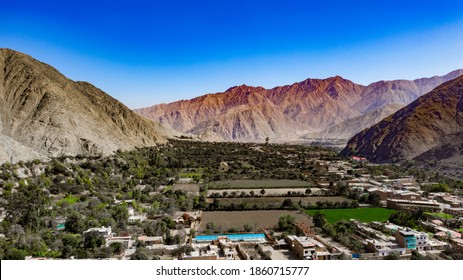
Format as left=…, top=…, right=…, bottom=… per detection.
left=340, top=75, right=463, bottom=164
left=0, top=48, right=171, bottom=163
left=308, top=103, right=404, bottom=140
left=137, top=70, right=463, bottom=142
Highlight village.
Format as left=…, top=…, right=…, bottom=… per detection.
left=42, top=159, right=463, bottom=260
left=1, top=141, right=462, bottom=260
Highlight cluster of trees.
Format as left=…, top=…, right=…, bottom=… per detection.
left=388, top=210, right=425, bottom=229
left=2, top=138, right=461, bottom=259
left=207, top=198, right=359, bottom=212
left=312, top=212, right=364, bottom=253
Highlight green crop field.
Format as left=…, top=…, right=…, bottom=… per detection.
left=305, top=208, right=397, bottom=223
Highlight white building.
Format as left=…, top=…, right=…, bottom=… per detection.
left=83, top=226, right=112, bottom=237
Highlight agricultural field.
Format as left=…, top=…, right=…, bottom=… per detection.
left=199, top=210, right=313, bottom=232
left=171, top=184, right=200, bottom=194
left=207, top=188, right=324, bottom=197
left=206, top=196, right=350, bottom=207
left=305, top=208, right=397, bottom=223
left=208, top=179, right=313, bottom=190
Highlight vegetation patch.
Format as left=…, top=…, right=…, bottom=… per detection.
left=209, top=196, right=350, bottom=208
left=57, top=194, right=79, bottom=206
left=425, top=212, right=454, bottom=219
left=305, top=208, right=396, bottom=223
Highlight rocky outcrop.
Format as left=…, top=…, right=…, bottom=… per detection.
left=0, top=48, right=171, bottom=163
left=341, top=75, right=463, bottom=163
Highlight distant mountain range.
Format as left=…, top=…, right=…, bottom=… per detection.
left=1, top=48, right=462, bottom=170
left=341, top=75, right=463, bottom=168
left=0, top=49, right=172, bottom=163
left=136, top=70, right=463, bottom=142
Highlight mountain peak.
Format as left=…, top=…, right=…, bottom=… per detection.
left=0, top=49, right=170, bottom=163
left=225, top=84, right=266, bottom=94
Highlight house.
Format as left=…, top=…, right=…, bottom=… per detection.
left=127, top=206, right=147, bottom=223
left=366, top=239, right=406, bottom=257
left=449, top=238, right=463, bottom=252
left=106, top=236, right=134, bottom=249
left=395, top=228, right=428, bottom=251
left=393, top=190, right=421, bottom=201
left=83, top=226, right=112, bottom=237
left=434, top=229, right=461, bottom=240
left=286, top=235, right=330, bottom=260
left=395, top=229, right=416, bottom=250
left=294, top=222, right=315, bottom=237
left=128, top=214, right=146, bottom=223
left=426, top=239, right=449, bottom=251
left=369, top=188, right=394, bottom=201
left=138, top=235, right=163, bottom=245
left=182, top=250, right=218, bottom=260
left=173, top=211, right=201, bottom=228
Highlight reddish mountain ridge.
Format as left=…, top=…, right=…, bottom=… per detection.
left=136, top=70, right=463, bottom=141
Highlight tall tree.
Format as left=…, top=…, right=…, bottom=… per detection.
left=4, top=184, right=49, bottom=232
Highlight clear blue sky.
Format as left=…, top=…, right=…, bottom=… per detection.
left=1, top=0, right=463, bottom=108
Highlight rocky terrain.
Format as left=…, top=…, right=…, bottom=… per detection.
left=0, top=48, right=171, bottom=163
left=136, top=70, right=463, bottom=142
left=341, top=75, right=463, bottom=165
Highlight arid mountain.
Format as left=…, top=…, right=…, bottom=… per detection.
left=263, top=76, right=365, bottom=129
left=340, top=75, right=463, bottom=163
left=136, top=71, right=462, bottom=142
left=0, top=48, right=171, bottom=163
left=308, top=104, right=404, bottom=140
left=353, top=69, right=463, bottom=113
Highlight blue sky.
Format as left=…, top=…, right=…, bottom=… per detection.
left=1, top=0, right=463, bottom=108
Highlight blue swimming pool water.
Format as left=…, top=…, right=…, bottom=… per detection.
left=194, top=233, right=266, bottom=242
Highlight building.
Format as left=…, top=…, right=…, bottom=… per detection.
left=395, top=228, right=428, bottom=251
left=426, top=239, right=448, bottom=251
left=443, top=207, right=463, bottom=217
left=393, top=191, right=421, bottom=201
left=181, top=250, right=218, bottom=260
left=294, top=222, right=315, bottom=237
left=127, top=207, right=147, bottom=223
left=395, top=229, right=416, bottom=250
left=366, top=239, right=406, bottom=257
left=286, top=235, right=330, bottom=260
left=83, top=226, right=112, bottom=237
left=106, top=236, right=133, bottom=249
left=387, top=199, right=440, bottom=212
left=449, top=238, right=463, bottom=252
left=369, top=188, right=394, bottom=201
left=138, top=235, right=163, bottom=245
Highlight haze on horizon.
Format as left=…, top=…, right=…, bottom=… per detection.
left=1, top=0, right=463, bottom=108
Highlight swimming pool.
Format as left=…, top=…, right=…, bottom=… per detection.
left=194, top=233, right=266, bottom=242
